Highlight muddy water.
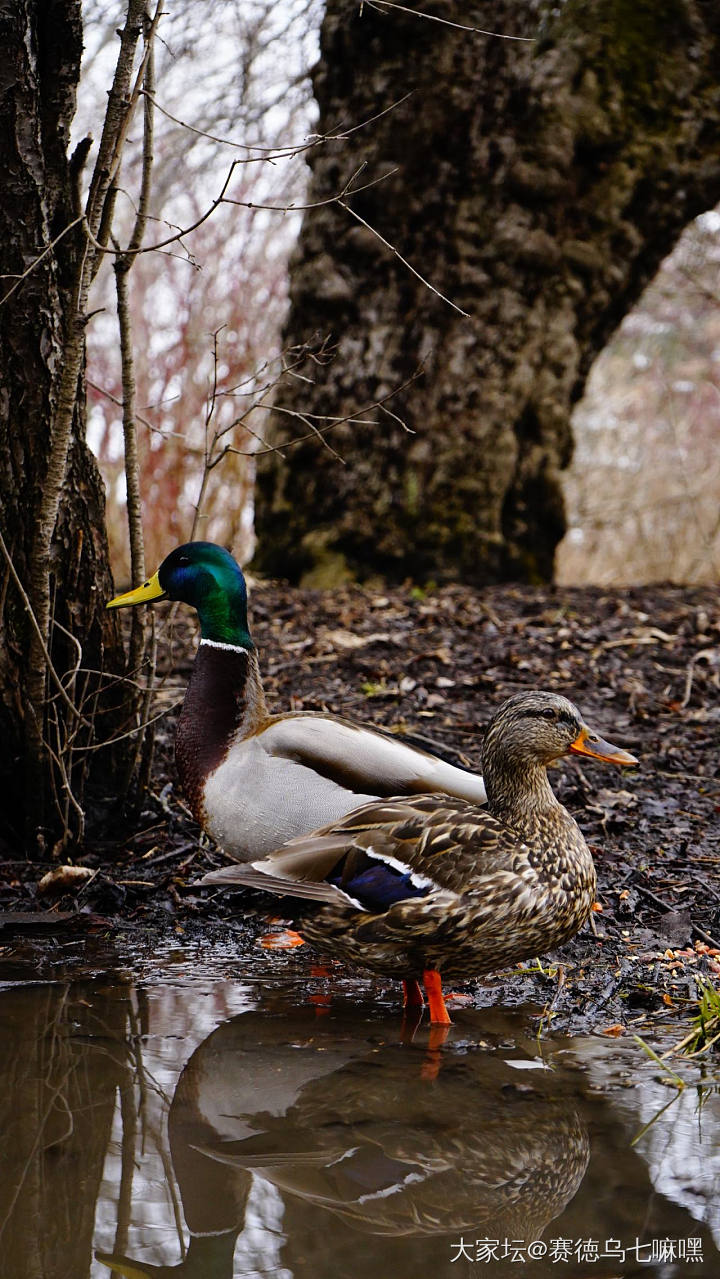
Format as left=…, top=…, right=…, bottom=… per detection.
left=0, top=940, right=718, bottom=1279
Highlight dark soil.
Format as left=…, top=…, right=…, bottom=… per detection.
left=1, top=579, right=718, bottom=1035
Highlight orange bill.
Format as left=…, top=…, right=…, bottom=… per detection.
left=569, top=727, right=638, bottom=767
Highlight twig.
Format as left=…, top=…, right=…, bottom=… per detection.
left=217, top=368, right=424, bottom=459
left=338, top=199, right=469, bottom=317
left=0, top=530, right=88, bottom=724
left=631, top=875, right=720, bottom=950
left=0, top=215, right=84, bottom=307
left=144, top=88, right=413, bottom=155
left=188, top=327, right=226, bottom=542
left=681, top=647, right=718, bottom=709
left=227, top=163, right=398, bottom=212
left=692, top=924, right=720, bottom=950
left=366, top=1, right=534, bottom=41
left=83, top=161, right=397, bottom=263
left=82, top=152, right=238, bottom=260
left=80, top=700, right=182, bottom=752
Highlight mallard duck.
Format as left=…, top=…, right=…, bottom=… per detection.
left=107, top=542, right=486, bottom=860
left=199, top=690, right=638, bottom=1022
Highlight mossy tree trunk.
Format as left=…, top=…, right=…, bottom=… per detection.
left=254, top=0, right=720, bottom=587
left=0, top=0, right=124, bottom=853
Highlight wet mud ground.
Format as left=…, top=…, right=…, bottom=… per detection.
left=1, top=579, right=719, bottom=1037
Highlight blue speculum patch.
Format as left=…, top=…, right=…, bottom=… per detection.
left=329, top=854, right=431, bottom=911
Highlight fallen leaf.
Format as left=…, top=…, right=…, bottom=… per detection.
left=595, top=788, right=638, bottom=810
left=38, top=865, right=94, bottom=894
left=323, top=629, right=392, bottom=650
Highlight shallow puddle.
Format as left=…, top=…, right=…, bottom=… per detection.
left=0, top=941, right=718, bottom=1278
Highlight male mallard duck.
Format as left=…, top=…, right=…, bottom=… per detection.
left=107, top=542, right=486, bottom=860
left=199, top=690, right=638, bottom=1022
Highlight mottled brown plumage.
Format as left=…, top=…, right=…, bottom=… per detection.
left=200, top=691, right=638, bottom=1014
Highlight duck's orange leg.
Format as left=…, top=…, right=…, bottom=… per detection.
left=402, top=978, right=424, bottom=1009
left=420, top=1024, right=451, bottom=1080
left=423, top=969, right=451, bottom=1025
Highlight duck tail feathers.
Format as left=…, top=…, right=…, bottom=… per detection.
left=198, top=862, right=361, bottom=908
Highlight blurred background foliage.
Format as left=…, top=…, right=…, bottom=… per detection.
left=558, top=210, right=720, bottom=586
left=78, top=0, right=321, bottom=576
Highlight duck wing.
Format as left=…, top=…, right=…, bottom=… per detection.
left=199, top=794, right=512, bottom=911
left=256, top=716, right=486, bottom=804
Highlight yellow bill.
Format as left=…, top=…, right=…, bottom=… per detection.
left=106, top=570, right=166, bottom=609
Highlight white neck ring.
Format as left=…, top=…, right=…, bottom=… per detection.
left=200, top=637, right=250, bottom=654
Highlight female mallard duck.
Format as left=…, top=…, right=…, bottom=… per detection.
left=199, top=690, right=638, bottom=1023
left=107, top=542, right=486, bottom=860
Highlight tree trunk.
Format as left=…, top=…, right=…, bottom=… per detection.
left=0, top=0, right=123, bottom=852
left=0, top=984, right=130, bottom=1277
left=254, top=0, right=720, bottom=587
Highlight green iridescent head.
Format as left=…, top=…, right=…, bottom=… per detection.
left=107, top=541, right=253, bottom=648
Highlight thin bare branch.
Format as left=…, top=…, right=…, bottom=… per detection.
left=85, top=0, right=159, bottom=255
left=0, top=529, right=89, bottom=725
left=82, top=157, right=239, bottom=258
left=114, top=11, right=157, bottom=590
left=188, top=327, right=226, bottom=543
left=143, top=87, right=413, bottom=155
left=365, top=1, right=534, bottom=41
left=338, top=199, right=470, bottom=317
left=127, top=11, right=156, bottom=257
left=219, top=368, right=424, bottom=458
left=80, top=701, right=181, bottom=753
left=227, top=161, right=400, bottom=211
left=83, top=160, right=397, bottom=262
left=0, top=215, right=83, bottom=307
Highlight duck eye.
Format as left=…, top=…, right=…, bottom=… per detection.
left=541, top=707, right=556, bottom=720
left=177, top=556, right=191, bottom=567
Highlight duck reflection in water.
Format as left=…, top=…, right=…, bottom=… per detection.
left=97, top=1005, right=589, bottom=1278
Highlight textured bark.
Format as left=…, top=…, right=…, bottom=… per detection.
left=254, top=0, right=720, bottom=586
left=0, top=0, right=123, bottom=849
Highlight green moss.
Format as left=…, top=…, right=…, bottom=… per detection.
left=292, top=529, right=355, bottom=587
left=559, top=0, right=694, bottom=118
left=299, top=549, right=353, bottom=589
left=404, top=467, right=421, bottom=518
